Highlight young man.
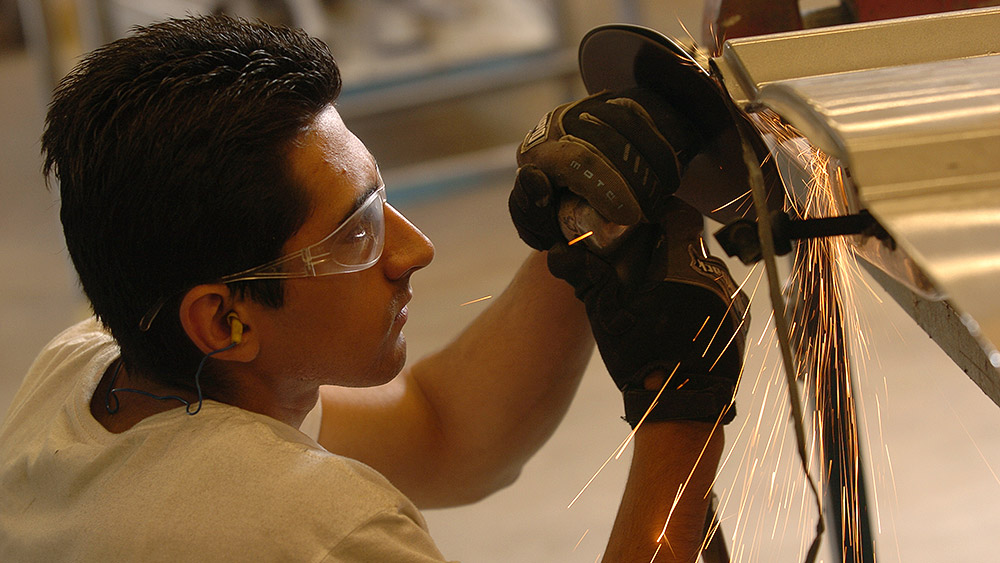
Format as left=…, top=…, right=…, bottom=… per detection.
left=0, top=15, right=744, bottom=562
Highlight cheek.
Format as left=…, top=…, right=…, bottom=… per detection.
left=279, top=275, right=400, bottom=381
left=322, top=276, right=392, bottom=334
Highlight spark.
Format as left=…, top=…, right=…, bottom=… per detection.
left=709, top=315, right=748, bottom=371
left=702, top=108, right=896, bottom=562
left=567, top=365, right=681, bottom=509
left=567, top=439, right=628, bottom=509
left=949, top=404, right=1000, bottom=487
left=699, top=498, right=728, bottom=554
left=756, top=106, right=878, bottom=563
left=701, top=311, right=734, bottom=359
left=736, top=261, right=763, bottom=301
left=568, top=349, right=732, bottom=529
left=619, top=364, right=683, bottom=454
left=573, top=529, right=589, bottom=552
left=656, top=412, right=728, bottom=551
left=711, top=189, right=753, bottom=214
left=657, top=483, right=688, bottom=542
left=459, top=295, right=493, bottom=307
left=675, top=16, right=697, bottom=48
left=701, top=264, right=758, bottom=363
left=649, top=542, right=664, bottom=563
left=757, top=309, right=776, bottom=346
left=567, top=230, right=594, bottom=246
left=693, top=315, right=712, bottom=341
left=883, top=443, right=899, bottom=501
left=568, top=106, right=929, bottom=561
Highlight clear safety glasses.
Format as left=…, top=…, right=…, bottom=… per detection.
left=138, top=185, right=386, bottom=331
left=220, top=185, right=386, bottom=283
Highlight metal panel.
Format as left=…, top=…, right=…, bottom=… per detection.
left=712, top=7, right=1000, bottom=401
left=713, top=6, right=1000, bottom=107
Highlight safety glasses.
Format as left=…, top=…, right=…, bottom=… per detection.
left=221, top=185, right=386, bottom=282
left=139, top=185, right=386, bottom=331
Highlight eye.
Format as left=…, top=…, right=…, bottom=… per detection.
left=346, top=223, right=370, bottom=240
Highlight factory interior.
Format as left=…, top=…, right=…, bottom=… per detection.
left=2, top=1, right=1000, bottom=561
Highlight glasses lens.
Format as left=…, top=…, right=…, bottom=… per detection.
left=308, top=187, right=385, bottom=274
left=217, top=186, right=386, bottom=283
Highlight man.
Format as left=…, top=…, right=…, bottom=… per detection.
left=0, top=15, right=744, bottom=562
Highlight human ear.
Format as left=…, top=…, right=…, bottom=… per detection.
left=178, top=284, right=258, bottom=362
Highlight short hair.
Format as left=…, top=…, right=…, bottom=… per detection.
left=41, top=15, right=341, bottom=385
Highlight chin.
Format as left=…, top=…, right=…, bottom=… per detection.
left=382, top=337, right=407, bottom=382
left=361, top=335, right=408, bottom=388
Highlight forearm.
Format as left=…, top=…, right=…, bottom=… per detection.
left=604, top=422, right=723, bottom=563
left=407, top=251, right=593, bottom=503
left=318, top=252, right=593, bottom=507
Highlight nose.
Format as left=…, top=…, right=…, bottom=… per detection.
left=382, top=203, right=434, bottom=281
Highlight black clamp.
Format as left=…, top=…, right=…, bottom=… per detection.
left=714, top=209, right=894, bottom=265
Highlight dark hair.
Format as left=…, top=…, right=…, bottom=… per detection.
left=41, top=15, right=341, bottom=385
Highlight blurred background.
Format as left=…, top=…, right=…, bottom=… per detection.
left=3, top=1, right=1000, bottom=561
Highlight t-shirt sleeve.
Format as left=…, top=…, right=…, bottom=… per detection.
left=300, top=393, right=323, bottom=442
left=321, top=506, right=456, bottom=562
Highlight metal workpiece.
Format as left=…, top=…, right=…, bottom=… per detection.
left=713, top=6, right=1000, bottom=108
left=576, top=10, right=1000, bottom=392
left=754, top=54, right=1000, bottom=196
left=862, top=261, right=1000, bottom=408
left=710, top=6, right=1000, bottom=398
left=573, top=14, right=1000, bottom=562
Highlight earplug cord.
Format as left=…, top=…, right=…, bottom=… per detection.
left=106, top=314, right=244, bottom=416
left=105, top=341, right=237, bottom=416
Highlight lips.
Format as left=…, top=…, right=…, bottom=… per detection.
left=393, top=289, right=412, bottom=327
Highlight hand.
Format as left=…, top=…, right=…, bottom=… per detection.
left=515, top=88, right=698, bottom=226
left=508, top=164, right=565, bottom=253
left=548, top=198, right=749, bottom=427
left=509, top=91, right=745, bottom=426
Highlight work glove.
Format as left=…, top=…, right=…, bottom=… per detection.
left=549, top=200, right=748, bottom=426
left=509, top=89, right=748, bottom=426
left=514, top=88, right=698, bottom=228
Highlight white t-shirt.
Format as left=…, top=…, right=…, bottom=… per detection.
left=0, top=319, right=451, bottom=562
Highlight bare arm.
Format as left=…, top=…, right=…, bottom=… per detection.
left=604, top=421, right=723, bottom=562
left=317, top=251, right=594, bottom=507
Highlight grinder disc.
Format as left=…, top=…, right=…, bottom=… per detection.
left=578, top=24, right=783, bottom=224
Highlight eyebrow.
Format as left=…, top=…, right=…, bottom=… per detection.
left=337, top=163, right=384, bottom=226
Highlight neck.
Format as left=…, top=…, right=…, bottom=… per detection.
left=221, top=370, right=320, bottom=429
left=90, top=359, right=202, bottom=433
left=90, top=359, right=320, bottom=432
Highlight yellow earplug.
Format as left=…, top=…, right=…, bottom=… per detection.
left=226, top=312, right=244, bottom=345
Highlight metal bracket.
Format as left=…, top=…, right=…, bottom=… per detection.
left=714, top=209, right=892, bottom=264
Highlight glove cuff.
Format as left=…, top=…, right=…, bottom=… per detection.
left=622, top=373, right=737, bottom=428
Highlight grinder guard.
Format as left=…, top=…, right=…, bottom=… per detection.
left=577, top=24, right=785, bottom=226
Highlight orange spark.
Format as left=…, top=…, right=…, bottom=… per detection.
left=693, top=315, right=712, bottom=341
left=567, top=230, right=594, bottom=246
left=459, top=295, right=493, bottom=307
left=567, top=364, right=681, bottom=509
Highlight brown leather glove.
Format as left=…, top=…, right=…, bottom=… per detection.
left=515, top=88, right=698, bottom=226
left=509, top=89, right=748, bottom=426
left=546, top=199, right=748, bottom=426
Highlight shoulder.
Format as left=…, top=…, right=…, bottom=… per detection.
left=141, top=407, right=412, bottom=516
left=26, top=317, right=115, bottom=376
left=123, top=408, right=445, bottom=559
left=322, top=505, right=451, bottom=562
left=2, top=318, right=114, bottom=426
